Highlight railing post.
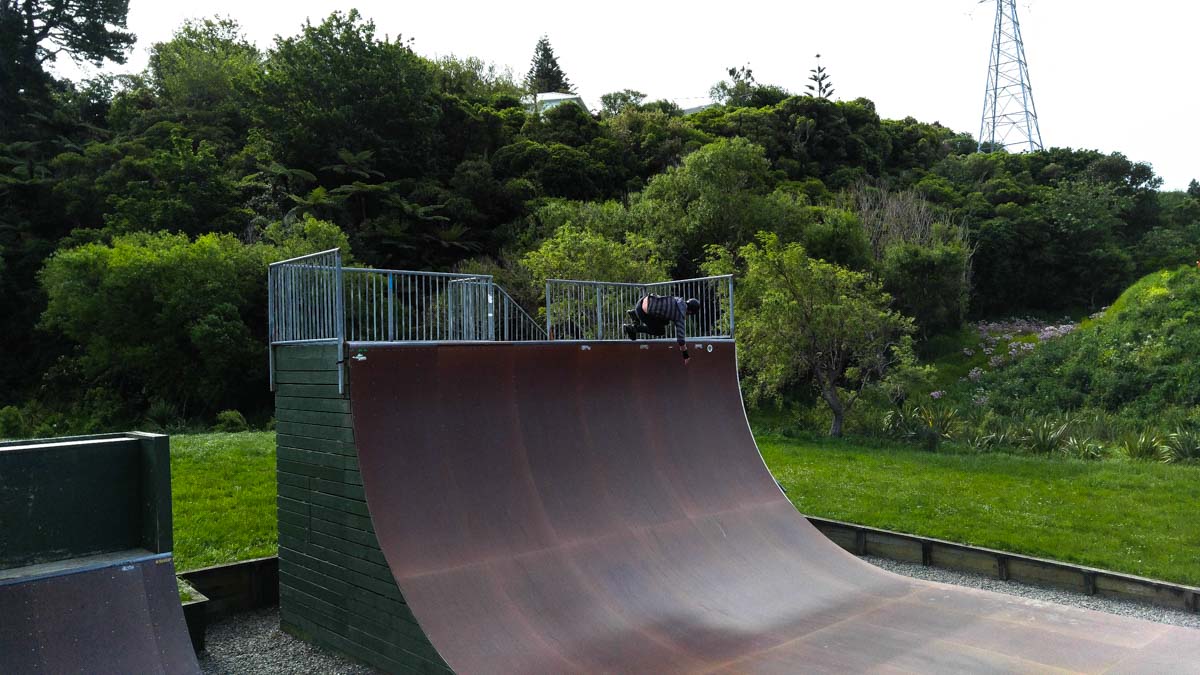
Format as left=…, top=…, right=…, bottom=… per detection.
left=545, top=281, right=552, bottom=339
left=268, top=266, right=276, bottom=392
left=595, top=287, right=604, bottom=340
left=449, top=279, right=457, bottom=341
left=727, top=274, right=736, bottom=338
left=335, top=251, right=345, bottom=395
left=387, top=273, right=395, bottom=342
left=488, top=278, right=496, bottom=341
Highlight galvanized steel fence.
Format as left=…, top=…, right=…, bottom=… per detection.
left=267, top=251, right=732, bottom=389
left=267, top=249, right=343, bottom=344
left=494, top=285, right=546, bottom=342
left=544, top=275, right=735, bottom=341
left=268, top=249, right=549, bottom=392
left=342, top=269, right=496, bottom=342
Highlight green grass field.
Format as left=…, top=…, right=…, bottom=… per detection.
left=171, top=432, right=277, bottom=572
left=759, top=433, right=1200, bottom=586
left=168, top=431, right=1200, bottom=587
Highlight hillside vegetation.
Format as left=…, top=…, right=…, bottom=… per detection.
left=1, top=7, right=1198, bottom=442
left=987, top=266, right=1200, bottom=421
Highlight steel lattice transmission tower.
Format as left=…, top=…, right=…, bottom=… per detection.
left=978, top=0, right=1043, bottom=152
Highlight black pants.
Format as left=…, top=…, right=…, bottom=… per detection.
left=631, top=304, right=667, bottom=337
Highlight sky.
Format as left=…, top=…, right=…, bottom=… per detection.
left=55, top=0, right=1199, bottom=190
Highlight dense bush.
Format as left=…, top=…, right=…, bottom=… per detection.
left=213, top=409, right=249, bottom=432
left=0, top=405, right=25, bottom=439
left=36, top=218, right=348, bottom=429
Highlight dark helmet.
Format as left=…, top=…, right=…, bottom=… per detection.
left=685, top=298, right=701, bottom=315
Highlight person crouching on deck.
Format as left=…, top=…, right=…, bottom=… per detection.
left=623, top=295, right=701, bottom=363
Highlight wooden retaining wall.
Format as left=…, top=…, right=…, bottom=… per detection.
left=809, top=516, right=1200, bottom=613
left=274, top=343, right=450, bottom=674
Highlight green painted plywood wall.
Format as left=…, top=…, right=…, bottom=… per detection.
left=274, top=343, right=450, bottom=674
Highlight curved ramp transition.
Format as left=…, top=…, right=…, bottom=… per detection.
left=350, top=341, right=1199, bottom=673
left=0, top=552, right=199, bottom=674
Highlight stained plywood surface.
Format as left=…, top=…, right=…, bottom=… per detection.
left=0, top=553, right=199, bottom=673
left=350, top=341, right=1200, bottom=674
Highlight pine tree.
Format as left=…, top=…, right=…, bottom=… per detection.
left=524, top=35, right=573, bottom=93
left=806, top=54, right=835, bottom=100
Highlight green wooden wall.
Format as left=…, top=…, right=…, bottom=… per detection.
left=0, top=432, right=172, bottom=569
left=274, top=343, right=450, bottom=674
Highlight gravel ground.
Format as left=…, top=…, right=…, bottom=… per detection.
left=199, top=558, right=1198, bottom=673
left=862, top=555, right=1200, bottom=629
left=198, top=608, right=380, bottom=674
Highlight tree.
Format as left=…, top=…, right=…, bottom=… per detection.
left=255, top=10, right=438, bottom=179
left=599, top=89, right=645, bottom=117
left=1, top=0, right=135, bottom=131
left=521, top=223, right=666, bottom=285
left=136, top=17, right=261, bottom=144
left=1188, top=179, right=1200, bottom=199
left=733, top=233, right=915, bottom=436
left=431, top=54, right=521, bottom=102
left=640, top=137, right=774, bottom=267
left=806, top=54, right=835, bottom=100
left=709, top=64, right=789, bottom=108
left=521, top=223, right=667, bottom=338
left=524, top=36, right=573, bottom=93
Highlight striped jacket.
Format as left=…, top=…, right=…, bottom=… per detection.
left=643, top=295, right=688, bottom=346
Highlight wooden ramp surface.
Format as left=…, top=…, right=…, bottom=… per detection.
left=350, top=341, right=1200, bottom=674
left=0, top=552, right=199, bottom=674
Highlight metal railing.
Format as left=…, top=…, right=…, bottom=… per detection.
left=342, top=268, right=495, bottom=342
left=494, top=285, right=548, bottom=341
left=545, top=275, right=734, bottom=341
left=268, top=249, right=343, bottom=344
left=268, top=249, right=552, bottom=391
left=267, top=252, right=731, bottom=392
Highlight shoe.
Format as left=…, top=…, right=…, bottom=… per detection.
left=623, top=324, right=637, bottom=341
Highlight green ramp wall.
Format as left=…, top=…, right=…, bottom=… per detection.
left=0, top=432, right=172, bottom=567
left=274, top=343, right=450, bottom=673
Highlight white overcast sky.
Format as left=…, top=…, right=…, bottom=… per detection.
left=56, top=0, right=1199, bottom=189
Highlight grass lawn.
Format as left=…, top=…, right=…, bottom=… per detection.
left=759, top=433, right=1200, bottom=586
left=171, top=432, right=277, bottom=572
left=167, top=430, right=1200, bottom=588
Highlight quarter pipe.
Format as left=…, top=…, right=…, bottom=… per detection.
left=0, top=552, right=199, bottom=674
left=349, top=341, right=1199, bottom=673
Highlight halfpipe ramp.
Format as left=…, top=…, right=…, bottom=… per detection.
left=349, top=341, right=1199, bottom=673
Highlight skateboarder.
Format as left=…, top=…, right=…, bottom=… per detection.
left=623, top=294, right=701, bottom=362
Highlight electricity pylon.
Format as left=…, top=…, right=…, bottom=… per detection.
left=978, top=0, right=1043, bottom=152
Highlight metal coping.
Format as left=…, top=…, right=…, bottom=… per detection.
left=0, top=431, right=165, bottom=452
left=0, top=551, right=173, bottom=587
left=344, top=338, right=738, bottom=348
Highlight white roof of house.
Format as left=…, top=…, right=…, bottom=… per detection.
left=523, top=92, right=589, bottom=114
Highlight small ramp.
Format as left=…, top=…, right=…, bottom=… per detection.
left=0, top=434, right=200, bottom=674
left=349, top=341, right=1200, bottom=673
left=0, top=551, right=198, bottom=673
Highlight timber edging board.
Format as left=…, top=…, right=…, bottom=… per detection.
left=807, top=516, right=1200, bottom=613
left=273, top=343, right=451, bottom=674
